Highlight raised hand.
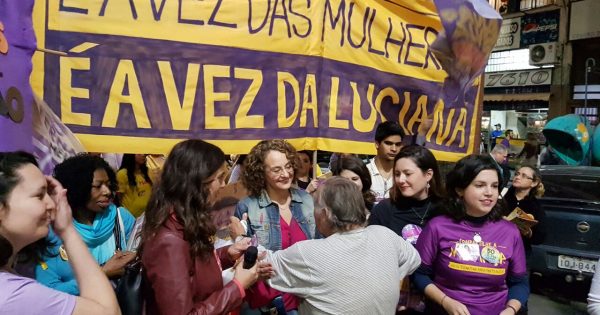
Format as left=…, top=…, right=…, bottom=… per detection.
left=46, top=176, right=73, bottom=236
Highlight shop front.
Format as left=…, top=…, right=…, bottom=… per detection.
left=483, top=8, right=560, bottom=154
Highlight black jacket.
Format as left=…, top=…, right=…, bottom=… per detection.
left=503, top=186, right=546, bottom=255
left=368, top=197, right=441, bottom=237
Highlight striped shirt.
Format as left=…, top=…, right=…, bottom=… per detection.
left=267, top=225, right=421, bottom=315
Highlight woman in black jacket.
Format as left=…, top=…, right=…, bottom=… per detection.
left=368, top=145, right=445, bottom=314
left=503, top=165, right=546, bottom=260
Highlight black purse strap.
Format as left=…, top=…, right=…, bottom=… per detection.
left=114, top=208, right=122, bottom=252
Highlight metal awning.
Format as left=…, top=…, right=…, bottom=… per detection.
left=483, top=93, right=551, bottom=102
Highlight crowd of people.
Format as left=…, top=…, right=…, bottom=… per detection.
left=1, top=121, right=553, bottom=315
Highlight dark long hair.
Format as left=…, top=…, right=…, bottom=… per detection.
left=445, top=154, right=505, bottom=221
left=331, top=155, right=376, bottom=211
left=140, top=140, right=225, bottom=259
left=390, top=145, right=445, bottom=204
left=119, top=154, right=152, bottom=188
left=0, top=152, right=50, bottom=267
left=53, top=154, right=117, bottom=212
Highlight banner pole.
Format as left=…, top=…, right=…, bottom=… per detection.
left=312, top=150, right=318, bottom=179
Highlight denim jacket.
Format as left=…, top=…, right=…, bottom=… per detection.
left=234, top=187, right=316, bottom=251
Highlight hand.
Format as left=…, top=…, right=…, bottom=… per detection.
left=441, top=296, right=470, bottom=315
left=499, top=308, right=517, bottom=315
left=306, top=179, right=320, bottom=194
left=101, top=251, right=137, bottom=278
left=520, top=227, right=533, bottom=238
left=229, top=214, right=247, bottom=240
left=46, top=176, right=74, bottom=236
left=233, top=256, right=259, bottom=289
left=256, top=252, right=274, bottom=280
left=228, top=237, right=251, bottom=261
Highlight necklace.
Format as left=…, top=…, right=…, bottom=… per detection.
left=410, top=201, right=431, bottom=225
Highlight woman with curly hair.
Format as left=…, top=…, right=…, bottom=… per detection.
left=0, top=152, right=119, bottom=315
left=413, top=155, right=529, bottom=315
left=141, top=139, right=259, bottom=315
left=235, top=139, right=316, bottom=315
left=116, top=154, right=152, bottom=218
left=329, top=155, right=376, bottom=212
left=35, top=154, right=136, bottom=295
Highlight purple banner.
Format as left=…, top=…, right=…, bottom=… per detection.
left=0, top=0, right=35, bottom=152
left=33, top=0, right=499, bottom=159
left=42, top=32, right=449, bottom=145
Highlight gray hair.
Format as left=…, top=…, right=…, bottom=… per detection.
left=491, top=144, right=507, bottom=154
left=314, top=176, right=367, bottom=231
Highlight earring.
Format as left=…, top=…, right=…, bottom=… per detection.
left=426, top=181, right=430, bottom=195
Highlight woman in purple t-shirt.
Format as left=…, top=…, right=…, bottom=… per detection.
left=414, top=154, right=528, bottom=315
left=0, top=152, right=119, bottom=315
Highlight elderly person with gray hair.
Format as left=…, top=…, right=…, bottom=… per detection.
left=264, top=176, right=421, bottom=314
left=490, top=144, right=511, bottom=188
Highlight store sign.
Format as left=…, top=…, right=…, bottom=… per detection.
left=570, top=0, right=600, bottom=40
left=493, top=17, right=521, bottom=51
left=521, top=10, right=560, bottom=46
left=484, top=69, right=552, bottom=88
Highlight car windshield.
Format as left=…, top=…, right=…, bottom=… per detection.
left=542, top=173, right=600, bottom=203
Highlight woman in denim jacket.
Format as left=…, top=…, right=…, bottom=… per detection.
left=235, top=139, right=316, bottom=315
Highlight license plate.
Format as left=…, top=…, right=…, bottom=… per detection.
left=557, top=255, right=597, bottom=274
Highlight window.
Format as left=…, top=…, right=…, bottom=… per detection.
left=486, top=48, right=553, bottom=73
left=574, top=107, right=598, bottom=125
left=543, top=173, right=600, bottom=203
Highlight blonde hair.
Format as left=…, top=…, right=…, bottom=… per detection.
left=519, top=165, right=544, bottom=198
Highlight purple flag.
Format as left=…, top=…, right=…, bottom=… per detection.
left=433, top=0, right=502, bottom=108
left=0, top=0, right=35, bottom=152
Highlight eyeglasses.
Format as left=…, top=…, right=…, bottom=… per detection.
left=514, top=171, right=534, bottom=180
left=266, top=163, right=293, bottom=177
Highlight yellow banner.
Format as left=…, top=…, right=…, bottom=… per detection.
left=32, top=0, right=483, bottom=160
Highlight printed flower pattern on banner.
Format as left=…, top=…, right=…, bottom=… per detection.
left=432, top=0, right=502, bottom=108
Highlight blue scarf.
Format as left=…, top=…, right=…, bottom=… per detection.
left=46, top=204, right=120, bottom=265
left=73, top=204, right=118, bottom=247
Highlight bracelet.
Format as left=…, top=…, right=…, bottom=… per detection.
left=506, top=305, right=517, bottom=314
left=440, top=295, right=448, bottom=308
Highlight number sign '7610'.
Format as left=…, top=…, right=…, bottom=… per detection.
left=484, top=69, right=552, bottom=88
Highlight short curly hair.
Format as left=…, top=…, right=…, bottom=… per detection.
left=242, top=140, right=298, bottom=197
left=53, top=154, right=117, bottom=211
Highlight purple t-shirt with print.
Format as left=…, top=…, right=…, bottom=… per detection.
left=0, top=272, right=76, bottom=315
left=416, top=215, right=527, bottom=315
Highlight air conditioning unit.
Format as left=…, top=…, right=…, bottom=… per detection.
left=529, top=42, right=558, bottom=66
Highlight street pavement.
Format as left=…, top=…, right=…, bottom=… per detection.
left=530, top=293, right=588, bottom=315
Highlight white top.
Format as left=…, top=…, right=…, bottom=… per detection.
left=267, top=225, right=421, bottom=315
left=367, top=158, right=393, bottom=202
left=588, top=258, right=600, bottom=314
